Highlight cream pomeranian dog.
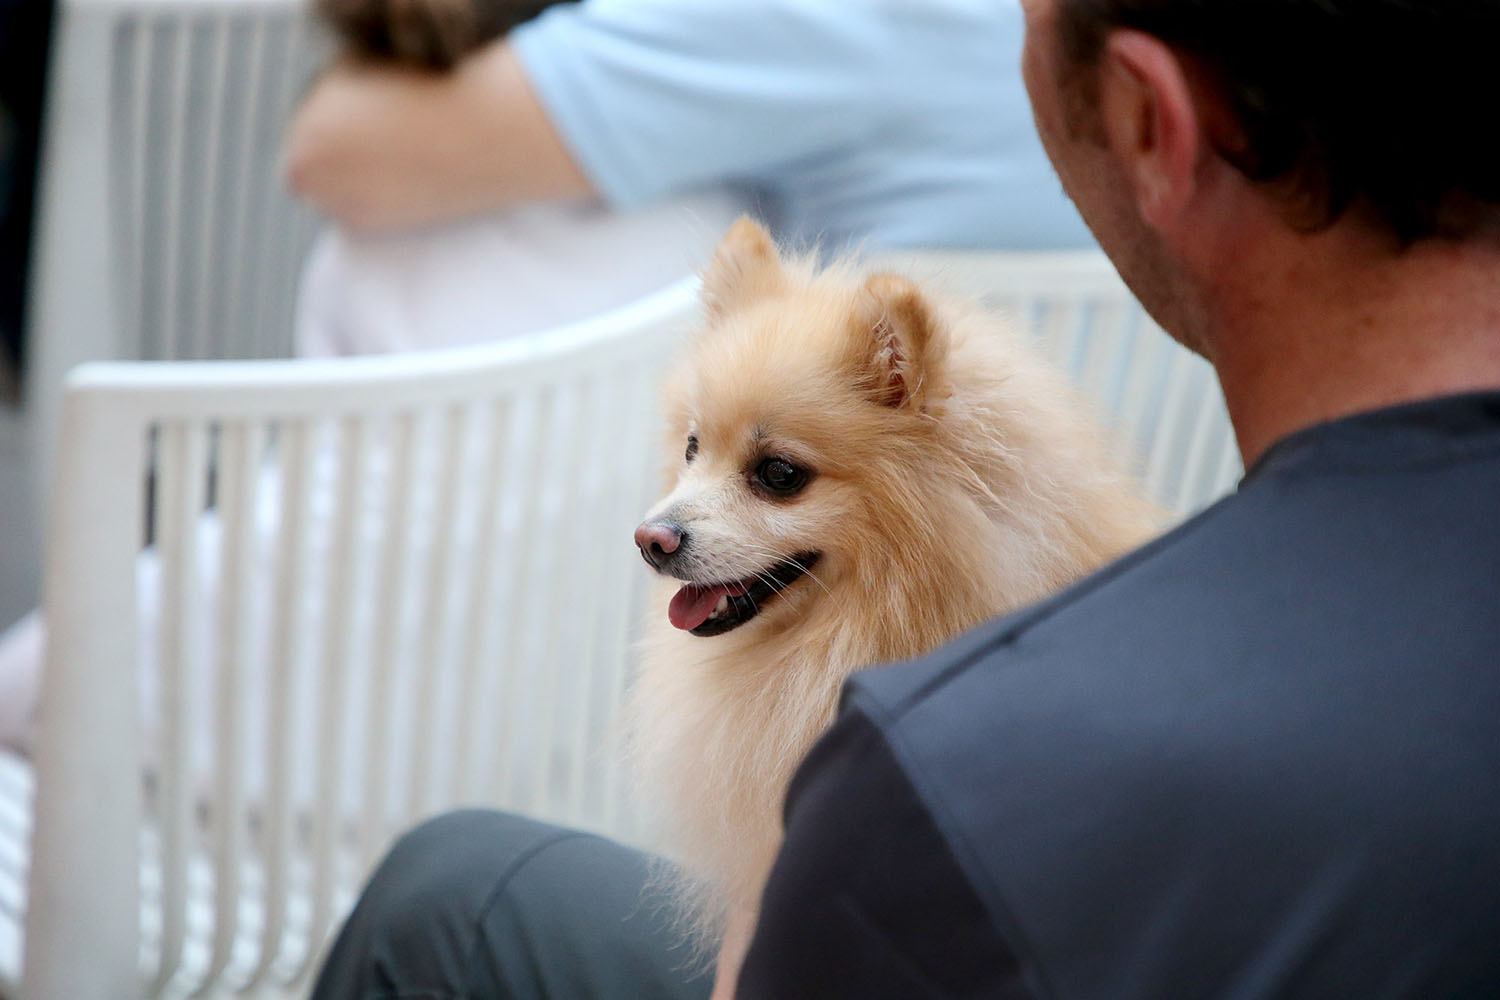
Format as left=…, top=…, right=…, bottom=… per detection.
left=627, top=218, right=1163, bottom=964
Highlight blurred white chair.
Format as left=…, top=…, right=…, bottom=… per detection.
left=19, top=0, right=326, bottom=584
left=6, top=277, right=700, bottom=999
left=0, top=250, right=1241, bottom=999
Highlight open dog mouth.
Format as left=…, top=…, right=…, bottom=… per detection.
left=667, top=553, right=821, bottom=637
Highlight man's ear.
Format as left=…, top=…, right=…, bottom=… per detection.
left=701, top=217, right=787, bottom=320
left=851, top=273, right=942, bottom=411
left=1096, top=30, right=1206, bottom=231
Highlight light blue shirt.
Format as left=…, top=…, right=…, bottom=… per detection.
left=511, top=0, right=1094, bottom=252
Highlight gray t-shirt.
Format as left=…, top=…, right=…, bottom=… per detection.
left=745, top=392, right=1500, bottom=997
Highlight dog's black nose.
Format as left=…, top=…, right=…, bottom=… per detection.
left=635, top=520, right=685, bottom=569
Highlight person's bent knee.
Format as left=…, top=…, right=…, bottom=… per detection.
left=312, top=809, right=574, bottom=998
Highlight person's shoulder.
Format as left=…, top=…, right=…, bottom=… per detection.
left=847, top=493, right=1240, bottom=725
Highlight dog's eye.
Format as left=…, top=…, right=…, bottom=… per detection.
left=756, top=458, right=808, bottom=496
left=685, top=435, right=699, bottom=463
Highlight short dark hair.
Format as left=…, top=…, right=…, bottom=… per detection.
left=1056, top=0, right=1500, bottom=244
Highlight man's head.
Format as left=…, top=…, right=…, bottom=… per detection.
left=1019, top=0, right=1500, bottom=354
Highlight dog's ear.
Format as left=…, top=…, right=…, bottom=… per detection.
left=701, top=217, right=787, bottom=321
left=852, top=273, right=941, bottom=411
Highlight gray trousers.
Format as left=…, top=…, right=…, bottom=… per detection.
left=311, top=810, right=714, bottom=999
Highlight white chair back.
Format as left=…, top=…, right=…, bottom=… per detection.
left=21, top=278, right=700, bottom=999
left=25, top=0, right=326, bottom=527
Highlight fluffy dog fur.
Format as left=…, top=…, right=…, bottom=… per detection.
left=627, top=218, right=1163, bottom=953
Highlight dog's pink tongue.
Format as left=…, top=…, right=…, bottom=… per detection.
left=668, top=581, right=749, bottom=631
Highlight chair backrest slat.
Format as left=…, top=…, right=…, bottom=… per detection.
left=218, top=13, right=273, bottom=363
left=485, top=390, right=550, bottom=812
left=298, top=416, right=366, bottom=986
left=348, top=413, right=415, bottom=883
left=450, top=398, right=519, bottom=810
left=146, top=420, right=208, bottom=992
left=117, top=15, right=152, bottom=350
left=1175, top=377, right=1233, bottom=514
left=1112, top=319, right=1172, bottom=471
left=597, top=370, right=662, bottom=838
left=407, top=406, right=470, bottom=820
left=1142, top=347, right=1198, bottom=504
left=244, top=10, right=314, bottom=363
left=244, top=417, right=313, bottom=990
left=561, top=372, right=618, bottom=822
left=187, top=16, right=233, bottom=362
left=26, top=390, right=148, bottom=1000
left=529, top=384, right=585, bottom=819
left=205, top=420, right=261, bottom=984
left=154, top=19, right=194, bottom=362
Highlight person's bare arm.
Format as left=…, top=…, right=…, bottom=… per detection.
left=282, top=42, right=593, bottom=231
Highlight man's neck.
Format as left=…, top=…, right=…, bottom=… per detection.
left=1201, top=227, right=1500, bottom=467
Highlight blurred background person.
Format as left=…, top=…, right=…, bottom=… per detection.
left=283, top=0, right=1095, bottom=356
left=290, top=0, right=743, bottom=356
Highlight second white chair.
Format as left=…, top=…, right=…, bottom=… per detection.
left=5, top=251, right=1241, bottom=999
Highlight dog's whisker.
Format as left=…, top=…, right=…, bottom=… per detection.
left=698, top=544, right=850, bottom=623
left=783, top=558, right=836, bottom=599
left=749, top=570, right=783, bottom=595
left=748, top=568, right=818, bottom=625
left=730, top=543, right=844, bottom=611
left=762, top=558, right=849, bottom=620
left=799, top=572, right=848, bottom=618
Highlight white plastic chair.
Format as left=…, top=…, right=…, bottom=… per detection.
left=7, top=277, right=701, bottom=999
left=0, top=251, right=1242, bottom=999
left=20, top=0, right=327, bottom=585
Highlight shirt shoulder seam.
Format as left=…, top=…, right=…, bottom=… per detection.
left=875, top=492, right=1241, bottom=718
